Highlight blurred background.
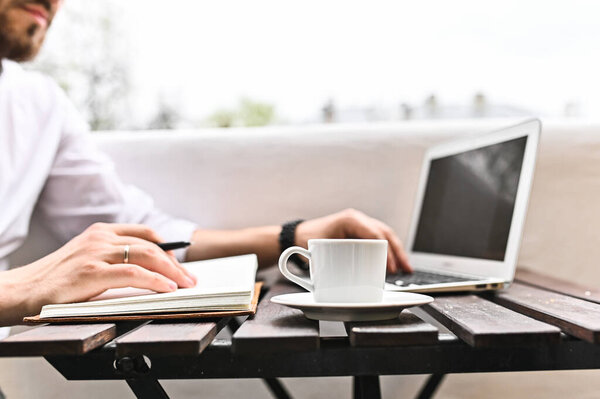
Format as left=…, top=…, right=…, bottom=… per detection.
left=26, top=0, right=600, bottom=131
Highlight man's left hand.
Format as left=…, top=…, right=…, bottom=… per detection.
left=295, top=208, right=412, bottom=274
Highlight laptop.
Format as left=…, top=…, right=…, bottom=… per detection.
left=386, top=119, right=541, bottom=293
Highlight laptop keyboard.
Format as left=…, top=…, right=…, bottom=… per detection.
left=386, top=270, right=473, bottom=287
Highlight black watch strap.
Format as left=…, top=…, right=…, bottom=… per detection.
left=279, top=219, right=308, bottom=270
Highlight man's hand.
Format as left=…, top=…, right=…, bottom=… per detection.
left=295, top=209, right=412, bottom=274
left=0, top=223, right=197, bottom=325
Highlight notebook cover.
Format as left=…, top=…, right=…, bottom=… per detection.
left=23, top=282, right=262, bottom=325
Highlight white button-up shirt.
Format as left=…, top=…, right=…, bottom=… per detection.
left=0, top=60, right=197, bottom=335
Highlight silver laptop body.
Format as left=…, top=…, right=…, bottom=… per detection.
left=386, top=119, right=541, bottom=293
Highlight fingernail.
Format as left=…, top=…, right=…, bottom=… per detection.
left=185, top=276, right=195, bottom=288
left=168, top=281, right=177, bottom=291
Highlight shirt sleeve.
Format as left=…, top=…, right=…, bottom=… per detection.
left=36, top=89, right=197, bottom=261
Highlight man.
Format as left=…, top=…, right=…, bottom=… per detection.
left=0, top=0, right=412, bottom=330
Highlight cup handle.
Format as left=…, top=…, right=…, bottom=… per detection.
left=278, top=246, right=314, bottom=292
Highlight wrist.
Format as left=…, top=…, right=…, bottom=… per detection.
left=187, top=226, right=281, bottom=268
left=0, top=267, right=44, bottom=325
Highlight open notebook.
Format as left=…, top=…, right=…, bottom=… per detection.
left=36, top=254, right=258, bottom=319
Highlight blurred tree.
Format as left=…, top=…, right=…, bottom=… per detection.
left=400, top=102, right=413, bottom=120
left=424, top=94, right=438, bottom=118
left=239, top=98, right=275, bottom=127
left=322, top=98, right=336, bottom=123
left=208, top=109, right=237, bottom=128
left=149, top=96, right=181, bottom=130
left=206, top=98, right=276, bottom=128
left=473, top=92, right=487, bottom=118
left=28, top=0, right=132, bottom=131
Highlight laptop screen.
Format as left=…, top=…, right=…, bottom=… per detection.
left=412, top=136, right=528, bottom=261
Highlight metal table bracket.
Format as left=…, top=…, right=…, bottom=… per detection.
left=116, top=356, right=169, bottom=399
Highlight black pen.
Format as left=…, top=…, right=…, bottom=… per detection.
left=156, top=241, right=192, bottom=251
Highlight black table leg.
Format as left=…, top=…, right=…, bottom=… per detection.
left=416, top=374, right=445, bottom=399
left=125, top=376, right=170, bottom=399
left=117, top=356, right=170, bottom=399
left=227, top=317, right=242, bottom=333
left=231, top=317, right=291, bottom=399
left=263, top=378, right=293, bottom=399
left=353, top=375, right=381, bottom=399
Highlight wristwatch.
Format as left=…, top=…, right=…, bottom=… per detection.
left=279, top=219, right=308, bottom=270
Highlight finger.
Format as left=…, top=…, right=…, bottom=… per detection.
left=349, top=219, right=381, bottom=240
left=165, top=250, right=196, bottom=284
left=379, top=225, right=412, bottom=273
left=172, top=254, right=198, bottom=286
left=115, top=236, right=197, bottom=285
left=103, top=263, right=178, bottom=293
left=109, top=242, right=195, bottom=288
left=351, top=223, right=399, bottom=273
left=129, top=244, right=196, bottom=288
left=108, top=224, right=165, bottom=243
left=161, top=248, right=197, bottom=285
left=387, top=252, right=398, bottom=274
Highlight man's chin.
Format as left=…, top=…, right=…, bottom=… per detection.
left=2, top=42, right=42, bottom=62
left=0, top=11, right=47, bottom=62
left=6, top=48, right=40, bottom=62
left=1, top=33, right=45, bottom=62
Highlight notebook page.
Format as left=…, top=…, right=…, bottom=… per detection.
left=90, top=254, right=258, bottom=302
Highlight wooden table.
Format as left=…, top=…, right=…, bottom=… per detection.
left=2, top=268, right=600, bottom=399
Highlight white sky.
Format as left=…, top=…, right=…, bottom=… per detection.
left=40, top=0, right=600, bottom=125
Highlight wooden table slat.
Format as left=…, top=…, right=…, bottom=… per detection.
left=232, top=283, right=319, bottom=354
left=491, top=282, right=600, bottom=343
left=516, top=268, right=600, bottom=304
left=115, top=318, right=229, bottom=356
left=0, top=324, right=116, bottom=356
left=422, top=295, right=561, bottom=347
left=345, top=310, right=438, bottom=347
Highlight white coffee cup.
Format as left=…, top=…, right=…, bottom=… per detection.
left=278, top=239, right=388, bottom=303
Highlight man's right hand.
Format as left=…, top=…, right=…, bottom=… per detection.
left=0, top=223, right=196, bottom=326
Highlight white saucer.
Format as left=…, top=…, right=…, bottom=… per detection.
left=270, top=291, right=434, bottom=322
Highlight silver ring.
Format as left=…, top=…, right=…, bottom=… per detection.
left=123, top=244, right=130, bottom=264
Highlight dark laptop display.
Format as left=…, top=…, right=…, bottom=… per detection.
left=412, top=136, right=528, bottom=261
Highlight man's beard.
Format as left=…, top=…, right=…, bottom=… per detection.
left=0, top=0, right=51, bottom=62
